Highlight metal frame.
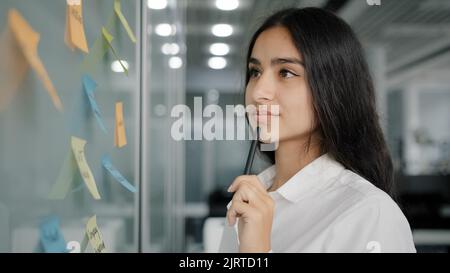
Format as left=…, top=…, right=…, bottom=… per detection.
left=134, top=0, right=150, bottom=253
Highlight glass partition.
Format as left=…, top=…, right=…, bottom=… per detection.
left=0, top=0, right=140, bottom=252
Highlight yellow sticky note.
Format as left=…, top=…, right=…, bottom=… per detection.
left=86, top=215, right=106, bottom=253
left=65, top=0, right=89, bottom=53
left=114, top=0, right=136, bottom=43
left=71, top=136, right=101, bottom=199
left=114, top=102, right=127, bottom=148
left=101, top=27, right=128, bottom=76
left=7, top=9, right=63, bottom=111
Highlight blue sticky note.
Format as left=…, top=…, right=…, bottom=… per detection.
left=82, top=75, right=108, bottom=134
left=39, top=216, right=67, bottom=253
left=102, top=155, right=137, bottom=193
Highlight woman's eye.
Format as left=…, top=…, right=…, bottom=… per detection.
left=280, top=69, right=297, bottom=78
left=248, top=68, right=261, bottom=78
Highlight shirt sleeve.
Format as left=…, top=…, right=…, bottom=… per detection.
left=322, top=194, right=416, bottom=253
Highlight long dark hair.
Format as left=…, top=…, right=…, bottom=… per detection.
left=245, top=8, right=394, bottom=195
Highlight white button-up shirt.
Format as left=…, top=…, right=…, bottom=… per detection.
left=219, top=153, right=416, bottom=253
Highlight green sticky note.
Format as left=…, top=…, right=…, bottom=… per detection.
left=48, top=149, right=77, bottom=199
left=80, top=14, right=116, bottom=76
left=101, top=27, right=128, bottom=76
left=114, top=0, right=136, bottom=43
left=80, top=232, right=89, bottom=253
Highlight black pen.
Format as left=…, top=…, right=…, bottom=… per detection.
left=243, top=127, right=260, bottom=175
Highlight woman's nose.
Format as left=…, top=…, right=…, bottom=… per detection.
left=251, top=74, right=276, bottom=103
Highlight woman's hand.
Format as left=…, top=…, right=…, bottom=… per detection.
left=227, top=175, right=274, bottom=253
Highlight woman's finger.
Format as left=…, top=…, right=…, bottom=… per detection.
left=232, top=182, right=269, bottom=209
left=228, top=175, right=267, bottom=195
left=227, top=199, right=251, bottom=226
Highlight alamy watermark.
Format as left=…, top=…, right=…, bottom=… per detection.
left=170, top=97, right=280, bottom=151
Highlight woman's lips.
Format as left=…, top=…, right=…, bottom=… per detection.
left=254, top=113, right=280, bottom=124
left=247, top=106, right=280, bottom=125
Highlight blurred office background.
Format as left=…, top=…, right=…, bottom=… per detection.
left=0, top=0, right=449, bottom=253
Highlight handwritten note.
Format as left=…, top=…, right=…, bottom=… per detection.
left=101, top=27, right=128, bottom=76
left=39, top=216, right=67, bottom=253
left=114, top=102, right=127, bottom=148
left=102, top=155, right=137, bottom=193
left=86, top=215, right=106, bottom=253
left=71, top=136, right=101, bottom=199
left=82, top=75, right=107, bottom=133
left=114, top=0, right=136, bottom=43
left=8, top=9, right=63, bottom=111
left=65, top=0, right=89, bottom=53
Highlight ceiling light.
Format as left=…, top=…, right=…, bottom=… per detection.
left=208, top=57, right=227, bottom=70
left=211, top=24, right=233, bottom=37
left=147, top=0, right=167, bottom=10
left=169, top=56, right=183, bottom=69
left=215, top=0, right=239, bottom=11
left=161, top=43, right=180, bottom=55
left=155, top=24, right=175, bottom=36
left=111, top=60, right=129, bottom=73
left=209, top=43, right=230, bottom=56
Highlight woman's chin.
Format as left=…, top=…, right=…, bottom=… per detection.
left=258, top=130, right=280, bottom=143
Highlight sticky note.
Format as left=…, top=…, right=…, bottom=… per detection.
left=80, top=14, right=116, bottom=75
left=80, top=232, right=89, bottom=253
left=65, top=0, right=89, bottom=53
left=114, top=102, right=127, bottom=148
left=114, top=0, right=136, bottom=43
left=0, top=28, right=29, bottom=111
left=48, top=148, right=88, bottom=200
left=8, top=9, right=63, bottom=111
left=48, top=149, right=78, bottom=199
left=39, top=216, right=67, bottom=253
left=82, top=75, right=107, bottom=133
left=71, top=136, right=101, bottom=199
left=101, top=27, right=128, bottom=76
left=86, top=215, right=106, bottom=253
left=102, top=155, right=137, bottom=193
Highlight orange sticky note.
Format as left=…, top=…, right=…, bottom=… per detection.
left=8, top=9, right=63, bottom=111
left=0, top=28, right=29, bottom=110
left=65, top=0, right=89, bottom=53
left=114, top=102, right=127, bottom=148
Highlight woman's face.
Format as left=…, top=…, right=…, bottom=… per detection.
left=245, top=26, right=316, bottom=145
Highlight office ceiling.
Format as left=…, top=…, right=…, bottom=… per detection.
left=183, top=0, right=450, bottom=92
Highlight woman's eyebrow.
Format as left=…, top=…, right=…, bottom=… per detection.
left=248, top=57, right=304, bottom=67
left=272, top=57, right=304, bottom=67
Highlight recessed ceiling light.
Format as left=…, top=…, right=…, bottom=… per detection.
left=169, top=56, right=183, bottom=69
left=209, top=43, right=230, bottom=56
left=147, top=0, right=167, bottom=10
left=155, top=24, right=175, bottom=36
left=211, top=24, right=233, bottom=37
left=207, top=89, right=220, bottom=103
left=111, top=60, right=129, bottom=73
left=161, top=43, right=180, bottom=55
left=208, top=57, right=227, bottom=70
left=215, top=0, right=239, bottom=11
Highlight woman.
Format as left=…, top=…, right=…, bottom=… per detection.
left=218, top=7, right=416, bottom=253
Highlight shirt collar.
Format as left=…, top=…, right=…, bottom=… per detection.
left=257, top=153, right=345, bottom=203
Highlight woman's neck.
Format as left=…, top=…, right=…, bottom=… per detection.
left=270, top=137, right=322, bottom=192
